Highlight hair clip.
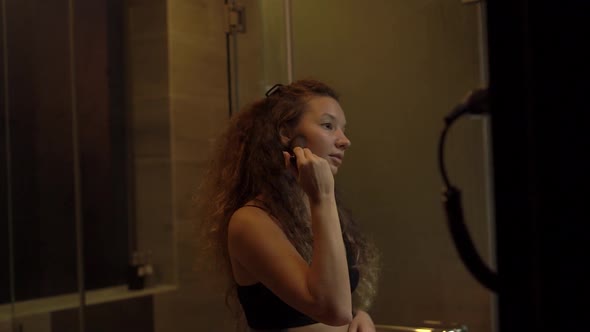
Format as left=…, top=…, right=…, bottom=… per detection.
left=265, top=84, right=283, bottom=97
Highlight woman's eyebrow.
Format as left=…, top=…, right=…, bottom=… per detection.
left=320, top=113, right=335, bottom=120
left=320, top=113, right=346, bottom=126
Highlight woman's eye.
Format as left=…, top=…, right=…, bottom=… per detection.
left=321, top=123, right=334, bottom=130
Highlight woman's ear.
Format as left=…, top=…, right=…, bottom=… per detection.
left=279, top=126, right=292, bottom=147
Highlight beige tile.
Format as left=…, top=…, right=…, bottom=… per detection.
left=170, top=95, right=228, bottom=162
left=131, top=97, right=171, bottom=158
left=167, top=0, right=227, bottom=99
left=16, top=313, right=51, bottom=332
left=128, top=36, right=169, bottom=98
left=127, top=0, right=167, bottom=41
left=134, top=158, right=175, bottom=285
left=167, top=0, right=225, bottom=41
left=172, top=161, right=209, bottom=221
left=168, top=42, right=226, bottom=98
left=152, top=1, right=237, bottom=331
left=134, top=158, right=173, bottom=226
left=127, top=0, right=164, bottom=6
left=0, top=321, right=10, bottom=332
left=155, top=289, right=234, bottom=332
left=174, top=217, right=207, bottom=280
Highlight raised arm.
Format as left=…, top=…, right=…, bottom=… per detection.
left=228, top=147, right=352, bottom=326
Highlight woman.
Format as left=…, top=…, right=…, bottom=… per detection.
left=199, top=80, right=379, bottom=331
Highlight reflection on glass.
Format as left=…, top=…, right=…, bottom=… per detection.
left=228, top=0, right=289, bottom=113
left=1, top=0, right=132, bottom=330
left=1, top=0, right=14, bottom=328
left=2, top=0, right=129, bottom=305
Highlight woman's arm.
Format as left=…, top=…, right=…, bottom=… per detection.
left=228, top=147, right=352, bottom=326
left=348, top=310, right=375, bottom=332
left=295, top=147, right=352, bottom=322
left=307, top=193, right=352, bottom=322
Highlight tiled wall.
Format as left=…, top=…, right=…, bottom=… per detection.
left=126, top=0, right=235, bottom=331
left=127, top=0, right=175, bottom=287
left=128, top=2, right=494, bottom=332
left=290, top=2, right=494, bottom=331
left=152, top=0, right=232, bottom=331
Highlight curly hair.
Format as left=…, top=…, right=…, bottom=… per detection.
left=196, top=79, right=379, bottom=326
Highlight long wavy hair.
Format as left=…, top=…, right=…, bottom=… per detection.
left=197, top=79, right=379, bottom=325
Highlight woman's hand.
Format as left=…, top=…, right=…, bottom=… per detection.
left=348, top=310, right=376, bottom=332
left=283, top=147, right=334, bottom=203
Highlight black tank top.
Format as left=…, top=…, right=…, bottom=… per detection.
left=236, top=204, right=360, bottom=330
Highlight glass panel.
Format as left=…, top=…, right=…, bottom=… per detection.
left=1, top=0, right=137, bottom=330
left=4, top=0, right=81, bottom=302
left=290, top=1, right=492, bottom=331
left=73, top=0, right=129, bottom=294
left=1, top=0, right=83, bottom=329
left=228, top=0, right=289, bottom=113
left=229, top=1, right=493, bottom=331
left=124, top=0, right=175, bottom=292
left=1, top=0, right=14, bottom=328
left=1, top=0, right=178, bottom=329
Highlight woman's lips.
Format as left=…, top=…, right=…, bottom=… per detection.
left=329, top=154, right=343, bottom=165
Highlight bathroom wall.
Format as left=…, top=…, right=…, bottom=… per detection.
left=1, top=0, right=147, bottom=330
left=51, top=297, right=154, bottom=332
left=126, top=0, right=176, bottom=289
left=290, top=1, right=494, bottom=331
left=1, top=0, right=129, bottom=304
left=145, top=1, right=494, bottom=332
left=151, top=0, right=234, bottom=331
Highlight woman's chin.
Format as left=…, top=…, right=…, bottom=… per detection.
left=330, top=165, right=339, bottom=175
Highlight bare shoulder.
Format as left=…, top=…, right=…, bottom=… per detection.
left=228, top=203, right=310, bottom=301
left=228, top=205, right=288, bottom=246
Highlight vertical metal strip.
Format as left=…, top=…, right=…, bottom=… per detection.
left=1, top=0, right=17, bottom=326
left=225, top=0, right=240, bottom=114
left=67, top=0, right=86, bottom=330
left=476, top=2, right=499, bottom=332
left=225, top=0, right=234, bottom=117
left=231, top=29, right=239, bottom=113
left=283, top=0, right=293, bottom=83
left=225, top=32, right=233, bottom=117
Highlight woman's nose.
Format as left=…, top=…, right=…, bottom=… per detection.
left=336, top=131, right=351, bottom=150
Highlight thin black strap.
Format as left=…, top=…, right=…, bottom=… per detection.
left=251, top=197, right=267, bottom=205
left=243, top=204, right=269, bottom=213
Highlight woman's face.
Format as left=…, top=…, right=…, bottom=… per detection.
left=292, top=96, right=351, bottom=175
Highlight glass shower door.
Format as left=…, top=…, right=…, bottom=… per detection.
left=1, top=0, right=84, bottom=330
left=290, top=1, right=493, bottom=331
left=1, top=1, right=13, bottom=327
left=226, top=0, right=291, bottom=114
left=1, top=0, right=136, bottom=331
left=1, top=0, right=13, bottom=325
left=228, top=1, right=493, bottom=331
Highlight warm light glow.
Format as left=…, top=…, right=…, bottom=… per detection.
left=415, top=329, right=432, bottom=332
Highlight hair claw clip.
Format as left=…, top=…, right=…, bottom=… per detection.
left=265, top=84, right=283, bottom=97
